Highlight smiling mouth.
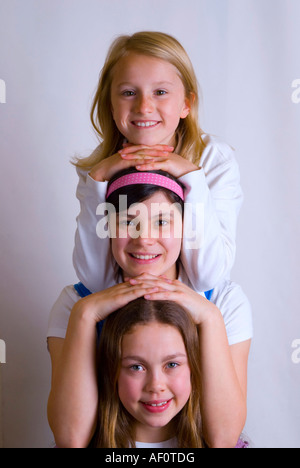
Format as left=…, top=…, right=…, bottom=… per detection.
left=130, top=253, right=161, bottom=260
left=141, top=399, right=173, bottom=413
left=144, top=401, right=168, bottom=407
left=131, top=121, right=160, bottom=128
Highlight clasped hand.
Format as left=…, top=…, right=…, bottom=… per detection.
left=89, top=144, right=199, bottom=181
left=75, top=273, right=215, bottom=325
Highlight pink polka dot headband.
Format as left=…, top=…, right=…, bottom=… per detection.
left=106, top=172, right=185, bottom=201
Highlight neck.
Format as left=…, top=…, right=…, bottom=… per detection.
left=134, top=420, right=176, bottom=444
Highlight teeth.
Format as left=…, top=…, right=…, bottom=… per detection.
left=134, top=121, right=158, bottom=127
left=147, top=402, right=168, bottom=407
left=132, top=254, right=159, bottom=260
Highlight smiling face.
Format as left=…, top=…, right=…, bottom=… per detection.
left=110, top=53, right=191, bottom=147
left=118, top=321, right=191, bottom=443
left=110, top=191, right=183, bottom=280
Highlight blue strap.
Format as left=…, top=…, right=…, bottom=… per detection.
left=74, top=282, right=92, bottom=297
left=204, top=289, right=214, bottom=301
left=75, top=282, right=214, bottom=302
left=74, top=282, right=104, bottom=339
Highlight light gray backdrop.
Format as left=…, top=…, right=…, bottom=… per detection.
left=0, top=0, right=299, bottom=448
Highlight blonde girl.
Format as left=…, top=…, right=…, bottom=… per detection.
left=76, top=31, right=204, bottom=171
left=72, top=31, right=244, bottom=294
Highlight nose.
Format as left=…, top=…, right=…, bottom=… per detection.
left=129, top=217, right=157, bottom=243
left=134, top=93, right=154, bottom=114
left=144, top=369, right=166, bottom=394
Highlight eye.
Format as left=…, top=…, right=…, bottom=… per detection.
left=159, top=219, right=168, bottom=226
left=120, top=219, right=136, bottom=227
left=155, top=89, right=167, bottom=96
left=154, top=219, right=169, bottom=227
left=130, top=364, right=144, bottom=372
left=166, top=362, right=179, bottom=369
left=122, top=90, right=136, bottom=97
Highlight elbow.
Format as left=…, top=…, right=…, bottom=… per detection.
left=48, top=412, right=93, bottom=449
left=208, top=432, right=242, bottom=449
left=50, top=422, right=93, bottom=448
left=54, top=435, right=89, bottom=449
left=205, top=407, right=247, bottom=449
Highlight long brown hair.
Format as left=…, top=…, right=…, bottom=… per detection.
left=90, top=298, right=204, bottom=448
left=74, top=31, right=205, bottom=170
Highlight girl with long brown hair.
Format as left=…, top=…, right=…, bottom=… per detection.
left=90, top=298, right=203, bottom=448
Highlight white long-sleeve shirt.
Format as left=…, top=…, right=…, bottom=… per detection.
left=72, top=134, right=243, bottom=293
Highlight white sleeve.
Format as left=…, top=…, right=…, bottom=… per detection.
left=47, top=286, right=80, bottom=339
left=212, top=281, right=253, bottom=346
left=72, top=167, right=116, bottom=293
left=179, top=135, right=243, bottom=292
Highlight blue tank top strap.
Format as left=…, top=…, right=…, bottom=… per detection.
left=74, top=282, right=92, bottom=298
left=204, top=289, right=214, bottom=301
left=73, top=282, right=104, bottom=340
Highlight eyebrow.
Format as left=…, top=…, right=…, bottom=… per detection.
left=117, top=212, right=175, bottom=219
left=116, top=81, right=175, bottom=88
left=122, top=353, right=187, bottom=362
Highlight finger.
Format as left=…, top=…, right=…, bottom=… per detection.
left=136, top=161, right=168, bottom=171
left=120, top=153, right=156, bottom=161
left=124, top=285, right=164, bottom=302
left=121, top=158, right=153, bottom=170
left=128, top=274, right=161, bottom=285
left=144, top=290, right=178, bottom=301
left=119, top=150, right=172, bottom=161
left=120, top=144, right=174, bottom=154
left=130, top=279, right=177, bottom=291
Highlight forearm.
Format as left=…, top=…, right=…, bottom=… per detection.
left=48, top=307, right=98, bottom=448
left=73, top=169, right=115, bottom=293
left=199, top=307, right=247, bottom=448
left=180, top=161, right=243, bottom=292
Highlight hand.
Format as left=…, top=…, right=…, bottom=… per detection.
left=119, top=144, right=199, bottom=178
left=126, top=273, right=217, bottom=325
left=89, top=151, right=154, bottom=182
left=73, top=280, right=162, bottom=323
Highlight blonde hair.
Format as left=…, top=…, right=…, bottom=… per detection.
left=75, top=31, right=205, bottom=170
left=90, top=298, right=204, bottom=448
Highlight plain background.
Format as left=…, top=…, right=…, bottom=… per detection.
left=0, top=0, right=299, bottom=448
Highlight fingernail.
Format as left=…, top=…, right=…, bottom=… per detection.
left=130, top=279, right=138, bottom=284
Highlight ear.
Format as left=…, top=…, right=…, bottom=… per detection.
left=180, top=92, right=195, bottom=119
